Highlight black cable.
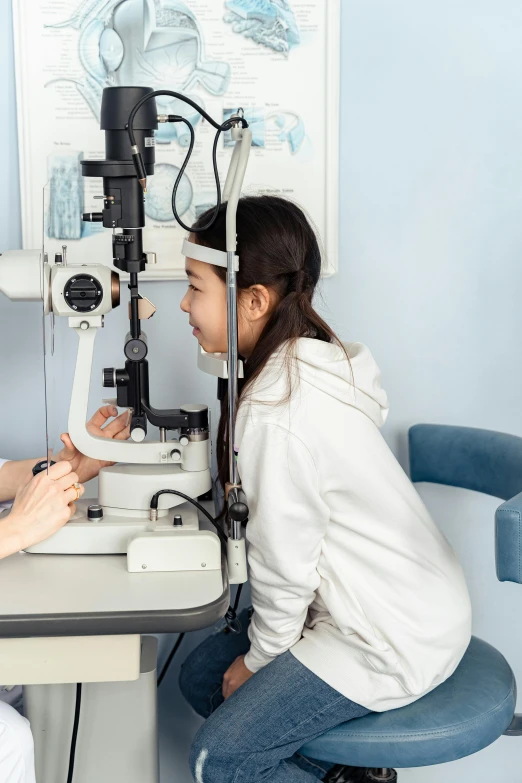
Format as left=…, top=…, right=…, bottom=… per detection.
left=224, top=584, right=244, bottom=633
left=126, top=89, right=247, bottom=233
left=150, top=489, right=228, bottom=547
left=233, top=583, right=243, bottom=612
left=127, top=89, right=243, bottom=140
left=170, top=116, right=195, bottom=229
left=157, top=584, right=244, bottom=687
left=157, top=633, right=185, bottom=687
left=169, top=116, right=231, bottom=232
left=66, top=683, right=82, bottom=783
left=149, top=491, right=244, bottom=686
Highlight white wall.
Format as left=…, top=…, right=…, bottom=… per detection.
left=1, top=2, right=521, bottom=780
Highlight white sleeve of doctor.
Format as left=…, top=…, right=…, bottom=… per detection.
left=0, top=701, right=36, bottom=783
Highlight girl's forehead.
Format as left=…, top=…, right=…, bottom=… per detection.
left=185, top=256, right=209, bottom=280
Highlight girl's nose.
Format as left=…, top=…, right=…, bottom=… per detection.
left=180, top=291, right=190, bottom=312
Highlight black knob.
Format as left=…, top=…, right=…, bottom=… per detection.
left=173, top=515, right=183, bottom=527
left=54, top=253, right=63, bottom=264
left=88, top=504, right=103, bottom=520
left=229, top=502, right=249, bottom=523
left=103, top=368, right=129, bottom=388
left=124, top=338, right=148, bottom=361
left=82, top=212, right=103, bottom=222
left=64, top=274, right=103, bottom=313
left=103, top=368, right=116, bottom=388
left=32, top=459, right=56, bottom=477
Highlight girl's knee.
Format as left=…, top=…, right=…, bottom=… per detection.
left=189, top=719, right=233, bottom=783
left=189, top=741, right=209, bottom=783
left=189, top=727, right=213, bottom=783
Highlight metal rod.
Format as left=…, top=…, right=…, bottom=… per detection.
left=226, top=249, right=239, bottom=489
left=223, top=128, right=251, bottom=543
left=369, top=770, right=395, bottom=782
left=128, top=271, right=142, bottom=418
left=129, top=272, right=140, bottom=340
left=222, top=142, right=241, bottom=202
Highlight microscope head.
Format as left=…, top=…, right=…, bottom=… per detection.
left=0, top=249, right=119, bottom=319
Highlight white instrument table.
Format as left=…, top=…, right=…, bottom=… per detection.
left=0, top=551, right=229, bottom=637
left=0, top=528, right=230, bottom=783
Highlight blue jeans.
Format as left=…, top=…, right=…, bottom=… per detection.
left=179, top=609, right=371, bottom=782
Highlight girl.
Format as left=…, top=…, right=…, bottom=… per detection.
left=178, top=196, right=471, bottom=783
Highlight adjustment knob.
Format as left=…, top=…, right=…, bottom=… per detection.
left=102, top=368, right=128, bottom=388
left=103, top=368, right=116, bottom=388
left=64, top=275, right=103, bottom=313
left=173, top=515, right=183, bottom=527
left=32, top=459, right=56, bottom=476
left=124, top=338, right=148, bottom=361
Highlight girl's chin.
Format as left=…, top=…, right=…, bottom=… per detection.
left=197, top=338, right=229, bottom=354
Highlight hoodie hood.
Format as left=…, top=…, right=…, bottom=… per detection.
left=290, top=339, right=390, bottom=428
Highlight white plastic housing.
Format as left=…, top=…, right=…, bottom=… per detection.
left=99, top=464, right=211, bottom=512
left=51, top=264, right=117, bottom=317
left=198, top=346, right=244, bottom=379
left=26, top=500, right=200, bottom=555
left=68, top=323, right=211, bottom=467
left=0, top=635, right=140, bottom=685
left=127, top=530, right=221, bottom=574
left=227, top=537, right=248, bottom=584
left=0, top=249, right=50, bottom=311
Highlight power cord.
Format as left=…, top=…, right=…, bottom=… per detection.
left=126, top=89, right=248, bottom=232
left=149, top=489, right=228, bottom=547
left=157, top=633, right=186, bottom=687
left=157, top=584, right=244, bottom=688
left=66, top=683, right=82, bottom=783
left=150, top=489, right=245, bottom=687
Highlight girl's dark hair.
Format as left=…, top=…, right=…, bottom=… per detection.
left=191, top=195, right=346, bottom=494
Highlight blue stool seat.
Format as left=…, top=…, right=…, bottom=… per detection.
left=300, top=637, right=516, bottom=769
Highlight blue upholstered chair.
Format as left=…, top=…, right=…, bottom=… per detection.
left=300, top=424, right=521, bottom=783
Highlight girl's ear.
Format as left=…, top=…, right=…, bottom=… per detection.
left=241, top=284, right=273, bottom=322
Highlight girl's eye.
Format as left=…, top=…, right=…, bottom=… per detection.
left=188, top=284, right=199, bottom=292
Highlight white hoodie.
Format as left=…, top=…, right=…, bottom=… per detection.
left=236, top=339, right=472, bottom=712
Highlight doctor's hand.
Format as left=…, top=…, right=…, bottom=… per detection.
left=2, top=461, right=83, bottom=554
left=55, top=405, right=131, bottom=484
left=222, top=655, right=254, bottom=700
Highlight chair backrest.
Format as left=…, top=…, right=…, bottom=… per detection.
left=409, top=424, right=522, bottom=585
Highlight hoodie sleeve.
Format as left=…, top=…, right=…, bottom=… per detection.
left=238, top=421, right=330, bottom=673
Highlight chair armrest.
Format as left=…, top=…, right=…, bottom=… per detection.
left=496, top=491, right=522, bottom=584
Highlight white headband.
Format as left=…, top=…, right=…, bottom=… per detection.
left=182, top=238, right=239, bottom=272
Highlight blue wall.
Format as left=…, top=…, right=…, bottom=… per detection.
left=1, top=2, right=521, bottom=780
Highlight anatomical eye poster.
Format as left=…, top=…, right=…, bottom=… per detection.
left=13, top=0, right=340, bottom=279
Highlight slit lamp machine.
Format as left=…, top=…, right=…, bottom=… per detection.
left=0, top=85, right=251, bottom=585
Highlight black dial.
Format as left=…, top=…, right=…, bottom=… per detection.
left=32, top=459, right=56, bottom=476
left=64, top=274, right=103, bottom=313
